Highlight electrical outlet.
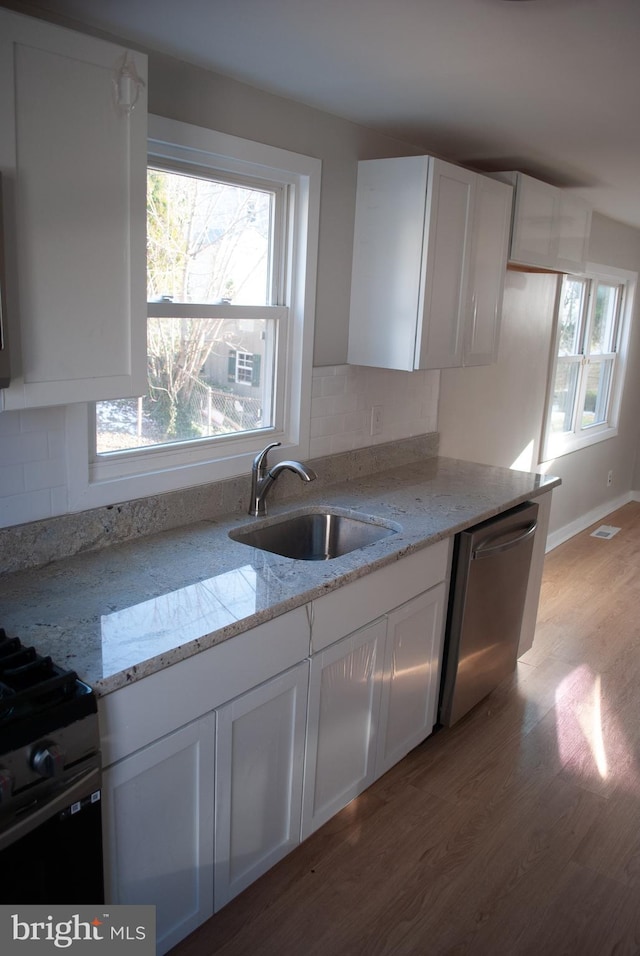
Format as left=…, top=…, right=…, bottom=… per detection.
left=607, top=470, right=614, bottom=487
left=370, top=404, right=383, bottom=436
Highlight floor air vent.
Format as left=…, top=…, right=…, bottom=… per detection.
left=590, top=525, right=621, bottom=540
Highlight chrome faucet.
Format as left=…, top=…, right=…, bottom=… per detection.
left=248, top=441, right=317, bottom=516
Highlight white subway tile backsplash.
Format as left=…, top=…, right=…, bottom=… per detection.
left=19, top=406, right=66, bottom=433
left=310, top=393, right=338, bottom=419
left=310, top=414, right=340, bottom=439
left=310, top=365, right=439, bottom=458
left=0, top=410, right=22, bottom=436
left=307, top=435, right=332, bottom=458
left=24, top=457, right=66, bottom=492
left=0, top=406, right=69, bottom=528
left=50, top=485, right=69, bottom=516
left=2, top=431, right=50, bottom=464
left=0, top=489, right=52, bottom=529
left=0, top=464, right=25, bottom=497
left=318, top=374, right=347, bottom=398
left=312, top=364, right=347, bottom=379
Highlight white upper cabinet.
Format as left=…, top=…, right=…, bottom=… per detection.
left=347, top=155, right=512, bottom=371
left=0, top=9, right=147, bottom=409
left=499, top=171, right=592, bottom=274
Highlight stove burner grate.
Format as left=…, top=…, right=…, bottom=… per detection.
left=0, top=629, right=87, bottom=735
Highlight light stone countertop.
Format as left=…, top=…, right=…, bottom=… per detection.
left=0, top=456, right=559, bottom=697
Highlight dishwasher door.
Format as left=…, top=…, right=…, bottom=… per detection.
left=439, top=501, right=538, bottom=727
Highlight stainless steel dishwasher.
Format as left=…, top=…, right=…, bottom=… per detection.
left=439, top=501, right=538, bottom=726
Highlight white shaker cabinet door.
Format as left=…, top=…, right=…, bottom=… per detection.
left=417, top=159, right=475, bottom=369
left=554, top=190, right=592, bottom=274
left=302, top=617, right=386, bottom=839
left=509, top=173, right=558, bottom=269
left=102, top=714, right=215, bottom=956
left=214, top=661, right=309, bottom=911
left=375, top=584, right=447, bottom=779
left=347, top=155, right=429, bottom=372
left=0, top=9, right=147, bottom=409
left=463, top=175, right=512, bottom=366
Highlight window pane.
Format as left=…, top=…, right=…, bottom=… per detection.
left=148, top=168, right=274, bottom=306
left=96, top=317, right=273, bottom=453
left=549, top=359, right=580, bottom=434
left=581, top=358, right=614, bottom=428
left=558, top=277, right=588, bottom=356
left=589, top=283, right=619, bottom=354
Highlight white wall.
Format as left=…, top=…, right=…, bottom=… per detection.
left=438, top=212, right=640, bottom=538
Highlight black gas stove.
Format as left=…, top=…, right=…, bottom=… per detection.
left=0, top=628, right=104, bottom=903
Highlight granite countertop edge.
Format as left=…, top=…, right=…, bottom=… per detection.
left=0, top=457, right=560, bottom=697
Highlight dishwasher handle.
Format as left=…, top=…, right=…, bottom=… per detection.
left=472, top=520, right=537, bottom=559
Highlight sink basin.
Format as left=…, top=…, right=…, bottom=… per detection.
left=229, top=508, right=399, bottom=561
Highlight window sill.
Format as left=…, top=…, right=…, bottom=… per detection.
left=540, top=424, right=618, bottom=464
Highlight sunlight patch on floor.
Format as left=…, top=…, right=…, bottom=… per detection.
left=555, top=666, right=609, bottom=780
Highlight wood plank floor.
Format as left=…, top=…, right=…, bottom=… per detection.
left=170, top=502, right=640, bottom=955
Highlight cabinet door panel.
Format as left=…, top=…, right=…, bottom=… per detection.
left=302, top=618, right=385, bottom=838
left=102, top=714, right=215, bottom=956
left=215, top=662, right=308, bottom=910
left=376, top=584, right=446, bottom=778
left=0, top=10, right=147, bottom=408
left=348, top=156, right=429, bottom=371
left=510, top=174, right=557, bottom=268
left=555, top=192, right=592, bottom=273
left=464, top=177, right=512, bottom=366
left=417, top=160, right=474, bottom=369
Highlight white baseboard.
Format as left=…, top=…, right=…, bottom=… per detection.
left=546, top=492, right=635, bottom=551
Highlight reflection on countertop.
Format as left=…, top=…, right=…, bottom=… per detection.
left=100, top=565, right=259, bottom=676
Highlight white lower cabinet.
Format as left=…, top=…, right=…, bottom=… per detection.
left=301, top=544, right=450, bottom=839
left=101, top=543, right=451, bottom=946
left=214, top=662, right=309, bottom=910
left=301, top=618, right=386, bottom=839
left=375, top=583, right=447, bottom=778
left=102, top=714, right=216, bottom=956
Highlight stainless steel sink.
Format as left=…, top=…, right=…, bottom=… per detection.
left=229, top=508, right=400, bottom=561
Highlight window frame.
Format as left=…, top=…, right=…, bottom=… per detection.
left=540, top=263, right=636, bottom=462
left=66, top=116, right=320, bottom=512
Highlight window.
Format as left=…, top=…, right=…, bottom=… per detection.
left=230, top=350, right=259, bottom=387
left=96, top=164, right=282, bottom=454
left=542, top=265, right=635, bottom=460
left=69, top=116, right=320, bottom=510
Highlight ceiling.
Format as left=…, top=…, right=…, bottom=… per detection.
left=9, top=0, right=640, bottom=228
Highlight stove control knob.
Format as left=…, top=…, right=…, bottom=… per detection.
left=31, top=741, right=65, bottom=779
left=0, top=767, right=13, bottom=802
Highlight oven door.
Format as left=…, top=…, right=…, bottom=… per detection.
left=0, top=765, right=104, bottom=904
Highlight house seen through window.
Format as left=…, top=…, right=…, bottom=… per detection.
left=96, top=166, right=283, bottom=454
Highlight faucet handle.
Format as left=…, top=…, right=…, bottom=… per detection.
left=253, top=441, right=281, bottom=476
